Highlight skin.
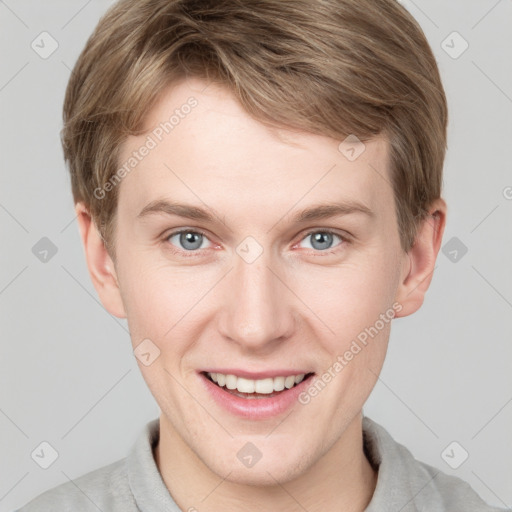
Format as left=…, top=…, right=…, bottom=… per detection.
left=76, top=77, right=446, bottom=511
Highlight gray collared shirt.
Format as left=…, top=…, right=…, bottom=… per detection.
left=16, top=415, right=509, bottom=511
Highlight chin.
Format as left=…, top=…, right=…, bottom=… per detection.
left=224, top=465, right=297, bottom=487
left=206, top=449, right=312, bottom=487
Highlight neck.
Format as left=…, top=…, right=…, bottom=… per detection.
left=154, top=412, right=377, bottom=512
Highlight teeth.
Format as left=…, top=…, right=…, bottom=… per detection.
left=207, top=372, right=307, bottom=394
left=225, top=374, right=237, bottom=390
left=273, top=376, right=285, bottom=391
left=294, top=374, right=305, bottom=384
left=254, top=378, right=274, bottom=394
left=284, top=376, right=295, bottom=389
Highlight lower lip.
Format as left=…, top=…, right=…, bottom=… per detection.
left=199, top=372, right=314, bottom=420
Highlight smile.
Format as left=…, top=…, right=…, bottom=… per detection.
left=206, top=371, right=310, bottom=396
left=200, top=371, right=315, bottom=419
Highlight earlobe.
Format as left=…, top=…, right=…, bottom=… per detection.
left=75, top=202, right=127, bottom=319
left=394, top=199, right=447, bottom=318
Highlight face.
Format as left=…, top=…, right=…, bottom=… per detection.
left=101, top=78, right=412, bottom=484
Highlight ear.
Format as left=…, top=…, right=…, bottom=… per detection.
left=75, top=202, right=127, bottom=318
left=394, top=198, right=447, bottom=318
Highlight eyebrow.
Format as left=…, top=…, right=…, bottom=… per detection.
left=137, top=199, right=375, bottom=224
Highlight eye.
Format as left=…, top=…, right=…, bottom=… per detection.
left=297, top=229, right=347, bottom=253
left=164, top=227, right=348, bottom=258
left=165, top=229, right=212, bottom=254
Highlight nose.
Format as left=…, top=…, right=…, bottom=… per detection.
left=217, top=247, right=296, bottom=352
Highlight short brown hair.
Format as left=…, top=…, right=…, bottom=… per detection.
left=62, top=0, right=448, bottom=261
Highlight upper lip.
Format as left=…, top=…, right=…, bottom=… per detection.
left=200, top=369, right=314, bottom=380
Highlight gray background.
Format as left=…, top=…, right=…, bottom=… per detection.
left=1, top=0, right=511, bottom=510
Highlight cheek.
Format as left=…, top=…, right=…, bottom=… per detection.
left=118, top=261, right=222, bottom=365
left=293, top=255, right=398, bottom=338
left=116, top=261, right=188, bottom=343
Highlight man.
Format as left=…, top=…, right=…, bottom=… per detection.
left=17, top=0, right=508, bottom=510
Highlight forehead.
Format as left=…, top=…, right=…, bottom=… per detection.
left=116, top=78, right=393, bottom=225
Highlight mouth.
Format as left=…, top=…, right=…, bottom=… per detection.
left=201, top=371, right=315, bottom=399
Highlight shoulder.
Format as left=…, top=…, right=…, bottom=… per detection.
left=16, top=418, right=162, bottom=512
left=363, top=416, right=510, bottom=512
left=408, top=455, right=508, bottom=511
left=15, top=457, right=138, bottom=512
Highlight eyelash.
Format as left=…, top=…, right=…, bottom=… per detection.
left=163, top=228, right=350, bottom=258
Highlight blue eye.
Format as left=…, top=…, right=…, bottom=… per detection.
left=166, top=229, right=211, bottom=252
left=164, top=228, right=347, bottom=258
left=299, top=230, right=345, bottom=252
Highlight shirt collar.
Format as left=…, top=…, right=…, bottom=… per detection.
left=362, top=414, right=441, bottom=512
left=127, top=417, right=180, bottom=511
